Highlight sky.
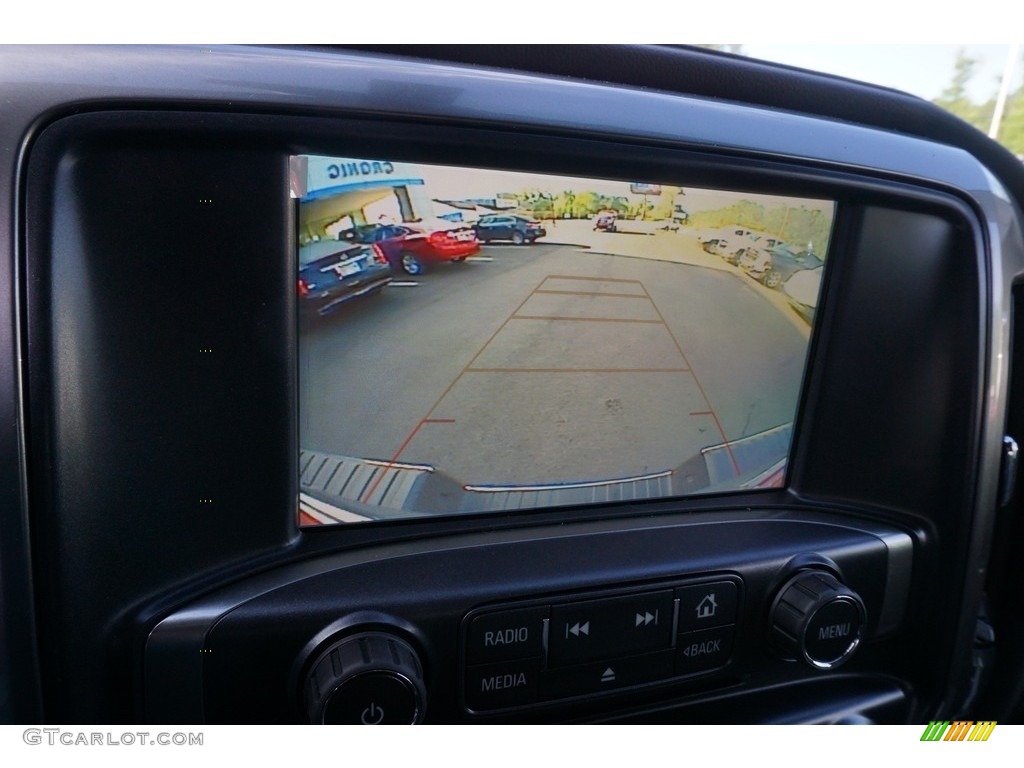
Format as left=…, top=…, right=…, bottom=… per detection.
left=6, top=2, right=1023, bottom=47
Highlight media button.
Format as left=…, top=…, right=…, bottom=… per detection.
left=465, top=659, right=541, bottom=711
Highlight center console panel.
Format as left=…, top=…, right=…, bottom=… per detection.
left=146, top=512, right=913, bottom=723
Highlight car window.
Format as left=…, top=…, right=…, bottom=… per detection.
left=730, top=44, right=1023, bottom=159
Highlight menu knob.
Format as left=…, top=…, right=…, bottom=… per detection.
left=770, top=570, right=866, bottom=669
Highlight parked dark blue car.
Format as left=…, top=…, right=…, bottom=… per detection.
left=473, top=214, right=546, bottom=245
left=298, top=240, right=392, bottom=318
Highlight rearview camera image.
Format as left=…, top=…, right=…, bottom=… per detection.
left=295, top=155, right=833, bottom=525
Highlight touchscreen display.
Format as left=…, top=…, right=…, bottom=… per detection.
left=295, top=156, right=832, bottom=525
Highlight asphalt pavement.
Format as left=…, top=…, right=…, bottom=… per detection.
left=298, top=227, right=811, bottom=511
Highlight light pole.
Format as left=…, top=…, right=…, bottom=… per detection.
left=989, top=44, right=1021, bottom=141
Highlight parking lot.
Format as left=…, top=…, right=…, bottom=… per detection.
left=299, top=226, right=812, bottom=510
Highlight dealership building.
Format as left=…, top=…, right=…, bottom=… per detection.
left=293, top=155, right=438, bottom=242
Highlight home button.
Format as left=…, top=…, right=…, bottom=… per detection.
left=675, top=580, right=739, bottom=632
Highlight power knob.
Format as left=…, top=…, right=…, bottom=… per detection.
left=769, top=569, right=866, bottom=669
left=303, top=631, right=426, bottom=724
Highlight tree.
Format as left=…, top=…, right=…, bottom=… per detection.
left=554, top=190, right=575, bottom=218
left=997, top=81, right=1024, bottom=156
left=931, top=47, right=1024, bottom=155
left=933, top=49, right=994, bottom=135
left=650, top=186, right=682, bottom=220
left=573, top=191, right=599, bottom=217
left=937, top=49, right=975, bottom=106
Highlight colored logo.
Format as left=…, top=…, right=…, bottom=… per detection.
left=920, top=721, right=997, bottom=741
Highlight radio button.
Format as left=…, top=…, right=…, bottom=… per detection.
left=466, top=607, right=548, bottom=664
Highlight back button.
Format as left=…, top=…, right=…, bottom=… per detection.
left=676, top=626, right=735, bottom=675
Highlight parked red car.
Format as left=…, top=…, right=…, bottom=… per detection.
left=593, top=210, right=618, bottom=232
left=352, top=223, right=479, bottom=275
